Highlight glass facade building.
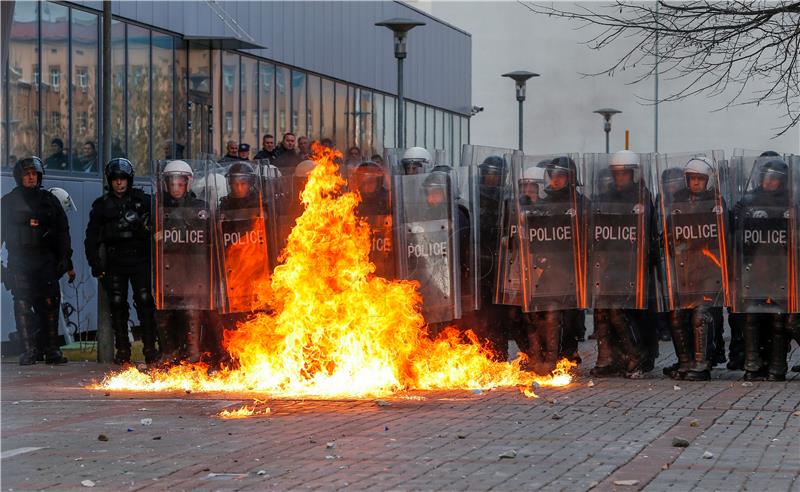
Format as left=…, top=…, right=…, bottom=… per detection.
left=2, top=1, right=471, bottom=180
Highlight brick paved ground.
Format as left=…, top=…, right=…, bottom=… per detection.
left=2, top=339, right=799, bottom=491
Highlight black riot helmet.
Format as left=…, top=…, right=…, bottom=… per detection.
left=759, top=150, right=780, bottom=157
left=759, top=158, right=789, bottom=190
left=478, top=155, right=506, bottom=188
left=13, top=156, right=44, bottom=187
left=547, top=156, right=579, bottom=182
left=225, top=161, right=257, bottom=197
left=105, top=158, right=135, bottom=185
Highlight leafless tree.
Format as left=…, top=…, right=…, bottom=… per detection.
left=519, top=1, right=800, bottom=137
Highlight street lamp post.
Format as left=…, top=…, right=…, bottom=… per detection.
left=593, top=108, right=622, bottom=153
left=502, top=71, right=539, bottom=151
left=376, top=18, right=425, bottom=149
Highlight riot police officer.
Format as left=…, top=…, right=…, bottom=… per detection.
left=589, top=151, right=651, bottom=378
left=663, top=157, right=724, bottom=381
left=400, top=147, right=432, bottom=175
left=522, top=156, right=586, bottom=374
left=85, top=158, right=158, bottom=364
left=154, top=160, right=209, bottom=363
left=474, top=156, right=510, bottom=360
left=1, top=157, right=74, bottom=365
left=737, top=158, right=792, bottom=381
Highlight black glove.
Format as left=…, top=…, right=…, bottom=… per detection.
left=91, top=265, right=105, bottom=278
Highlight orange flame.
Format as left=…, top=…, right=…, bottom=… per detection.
left=93, top=144, right=574, bottom=398
left=218, top=404, right=271, bottom=419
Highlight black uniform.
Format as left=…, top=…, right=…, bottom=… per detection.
left=522, top=182, right=586, bottom=374
left=473, top=171, right=509, bottom=360
left=736, top=183, right=791, bottom=381
left=85, top=172, right=158, bottom=364
left=664, top=187, right=722, bottom=381
left=591, top=182, right=651, bottom=377
left=1, top=157, right=73, bottom=364
left=155, top=190, right=209, bottom=363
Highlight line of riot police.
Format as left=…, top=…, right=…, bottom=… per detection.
left=3, top=147, right=799, bottom=380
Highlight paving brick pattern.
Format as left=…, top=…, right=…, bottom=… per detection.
left=1, top=340, right=798, bottom=491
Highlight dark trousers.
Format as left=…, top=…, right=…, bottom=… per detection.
left=103, top=270, right=157, bottom=360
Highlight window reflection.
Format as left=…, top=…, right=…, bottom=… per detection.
left=127, top=25, right=150, bottom=175
left=307, top=75, right=320, bottom=141
left=71, top=9, right=98, bottom=173
left=321, top=78, right=334, bottom=143
left=152, top=32, right=174, bottom=161
left=41, top=2, right=69, bottom=171
left=275, top=66, right=290, bottom=137
left=291, top=70, right=306, bottom=137
left=241, top=57, right=258, bottom=149
left=259, top=62, right=274, bottom=140
left=6, top=1, right=39, bottom=166
left=221, top=51, right=239, bottom=147
left=110, top=20, right=125, bottom=159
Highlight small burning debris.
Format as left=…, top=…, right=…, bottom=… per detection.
left=218, top=404, right=271, bottom=419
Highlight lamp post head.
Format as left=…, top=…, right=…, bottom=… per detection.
left=502, top=71, right=540, bottom=102
left=594, top=108, right=621, bottom=133
left=376, top=18, right=426, bottom=59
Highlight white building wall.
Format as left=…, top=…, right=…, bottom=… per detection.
left=423, top=1, right=799, bottom=155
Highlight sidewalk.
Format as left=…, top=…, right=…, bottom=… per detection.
left=2, top=340, right=798, bottom=491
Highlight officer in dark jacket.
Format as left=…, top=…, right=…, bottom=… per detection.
left=736, top=158, right=793, bottom=381
left=1, top=157, right=74, bottom=365
left=84, top=158, right=158, bottom=364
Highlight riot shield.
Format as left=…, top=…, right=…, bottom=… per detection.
left=385, top=147, right=447, bottom=176
left=214, top=161, right=272, bottom=314
left=153, top=159, right=215, bottom=311
left=510, top=152, right=587, bottom=313
left=348, top=159, right=396, bottom=279
left=585, top=152, right=654, bottom=309
left=393, top=169, right=460, bottom=324
left=460, top=144, right=515, bottom=311
left=655, top=150, right=730, bottom=310
left=731, top=154, right=800, bottom=313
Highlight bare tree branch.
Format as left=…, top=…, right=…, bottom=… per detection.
left=519, top=1, right=800, bottom=137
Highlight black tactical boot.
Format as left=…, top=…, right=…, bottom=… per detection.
left=668, top=310, right=692, bottom=380
left=743, top=369, right=767, bottom=381
left=742, top=314, right=765, bottom=375
left=766, top=314, right=788, bottom=382
left=592, top=309, right=618, bottom=376
left=41, top=297, right=67, bottom=364
left=13, top=300, right=39, bottom=366
left=727, top=311, right=745, bottom=370
left=184, top=310, right=203, bottom=364
left=686, top=308, right=712, bottom=381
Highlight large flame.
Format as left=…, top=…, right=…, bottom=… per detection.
left=95, top=145, right=574, bottom=398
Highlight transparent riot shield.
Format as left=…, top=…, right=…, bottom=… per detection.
left=460, top=144, right=515, bottom=311
left=348, top=159, right=396, bottom=279
left=731, top=154, right=800, bottom=313
left=655, top=150, right=730, bottom=310
left=153, top=159, right=215, bottom=311
left=393, top=170, right=460, bottom=324
left=450, top=165, right=480, bottom=313
left=214, top=161, right=272, bottom=314
left=510, top=152, right=587, bottom=313
left=585, top=152, right=654, bottom=309
left=385, top=147, right=447, bottom=176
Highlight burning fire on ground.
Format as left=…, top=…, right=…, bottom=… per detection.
left=94, top=145, right=575, bottom=398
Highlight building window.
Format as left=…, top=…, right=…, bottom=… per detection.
left=33, top=65, right=40, bottom=86
left=225, top=112, right=233, bottom=133
left=223, top=68, right=234, bottom=92
left=76, top=67, right=88, bottom=89
left=78, top=112, right=88, bottom=133
left=49, top=66, right=60, bottom=89
left=50, top=111, right=61, bottom=128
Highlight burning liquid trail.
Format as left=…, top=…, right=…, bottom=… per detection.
left=95, top=145, right=574, bottom=398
